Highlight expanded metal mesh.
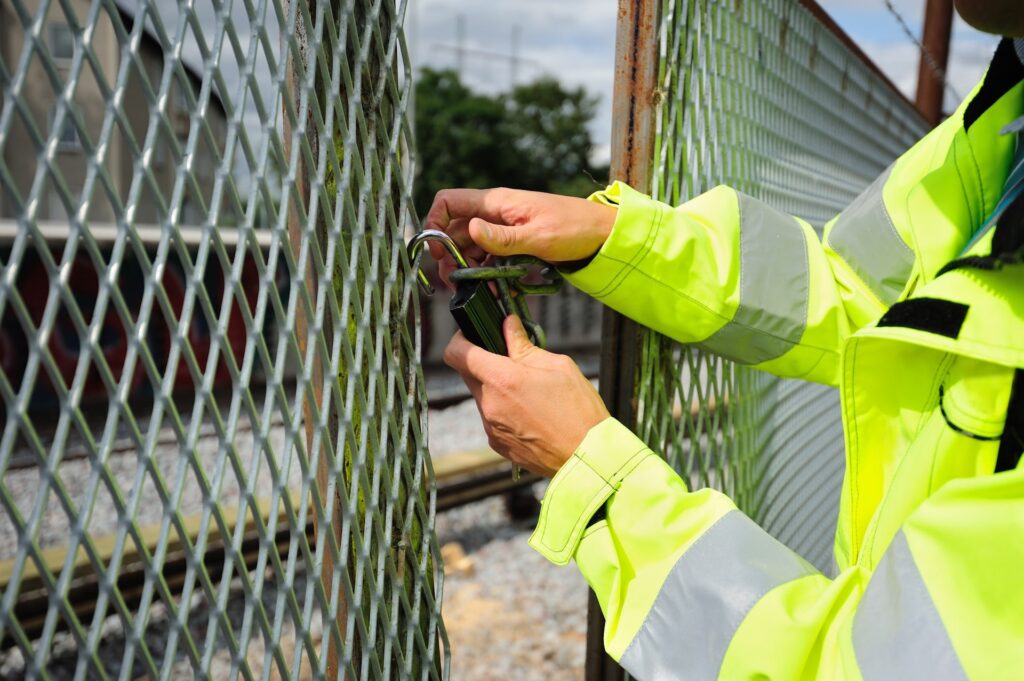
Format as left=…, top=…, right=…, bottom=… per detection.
left=633, top=0, right=928, bottom=574
left=0, top=0, right=447, bottom=679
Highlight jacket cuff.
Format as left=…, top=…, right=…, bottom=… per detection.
left=528, top=418, right=652, bottom=565
left=562, top=182, right=666, bottom=298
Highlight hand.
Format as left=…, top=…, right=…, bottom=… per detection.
left=423, top=187, right=617, bottom=286
left=444, top=315, right=610, bottom=478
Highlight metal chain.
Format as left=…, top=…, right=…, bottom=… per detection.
left=447, top=256, right=563, bottom=350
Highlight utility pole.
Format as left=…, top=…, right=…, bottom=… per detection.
left=915, top=0, right=954, bottom=126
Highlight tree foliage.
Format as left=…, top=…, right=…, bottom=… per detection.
left=413, top=68, right=607, bottom=217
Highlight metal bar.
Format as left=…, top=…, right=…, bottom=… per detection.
left=0, top=496, right=312, bottom=646
left=915, top=0, right=955, bottom=125
left=280, top=4, right=347, bottom=677
left=0, top=221, right=275, bottom=249
left=587, top=1, right=662, bottom=679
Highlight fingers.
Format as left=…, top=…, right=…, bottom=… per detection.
left=424, top=189, right=506, bottom=235
left=467, top=218, right=527, bottom=256
left=426, top=218, right=479, bottom=258
left=503, top=315, right=535, bottom=360
left=443, top=331, right=509, bottom=382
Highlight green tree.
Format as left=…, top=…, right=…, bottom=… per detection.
left=413, top=68, right=607, bottom=217
left=506, top=77, right=602, bottom=196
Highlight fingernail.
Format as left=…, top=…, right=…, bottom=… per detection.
left=479, top=223, right=491, bottom=240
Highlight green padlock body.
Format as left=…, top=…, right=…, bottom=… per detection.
left=450, top=280, right=508, bottom=355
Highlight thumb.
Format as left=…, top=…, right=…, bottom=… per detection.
left=468, top=217, right=529, bottom=256
left=504, top=315, right=535, bottom=359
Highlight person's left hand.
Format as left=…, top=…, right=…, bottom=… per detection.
left=444, top=315, right=610, bottom=478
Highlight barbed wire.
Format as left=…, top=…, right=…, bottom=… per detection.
left=882, top=0, right=961, bottom=102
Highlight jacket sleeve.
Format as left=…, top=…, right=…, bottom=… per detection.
left=529, top=417, right=1024, bottom=680
left=565, top=181, right=895, bottom=387
left=565, top=67, right=1013, bottom=388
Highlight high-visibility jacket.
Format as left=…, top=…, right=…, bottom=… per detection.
left=528, top=38, right=1024, bottom=679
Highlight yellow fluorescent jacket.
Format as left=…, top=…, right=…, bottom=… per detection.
left=528, top=39, right=1024, bottom=680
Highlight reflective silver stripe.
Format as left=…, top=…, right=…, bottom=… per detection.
left=827, top=165, right=914, bottom=305
left=853, top=532, right=967, bottom=681
left=619, top=510, right=816, bottom=680
left=699, top=192, right=810, bottom=365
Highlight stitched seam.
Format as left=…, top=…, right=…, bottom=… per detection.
left=927, top=416, right=945, bottom=495
left=942, top=359, right=1013, bottom=429
left=532, top=456, right=582, bottom=545
left=788, top=347, right=831, bottom=381
left=939, top=396, right=1003, bottom=438
left=713, top=574, right=816, bottom=679
left=865, top=357, right=950, bottom=564
left=540, top=476, right=610, bottom=552
left=828, top=168, right=907, bottom=307
left=962, top=119, right=990, bottom=221
left=618, top=509, right=739, bottom=664
left=594, top=200, right=665, bottom=299
left=797, top=216, right=811, bottom=345
left=863, top=326, right=1024, bottom=360
left=877, top=181, right=915, bottom=264
left=589, top=199, right=665, bottom=299
left=953, top=133, right=985, bottom=247
left=539, top=448, right=652, bottom=554
left=581, top=519, right=608, bottom=540
left=593, top=255, right=839, bottom=355
left=847, top=340, right=861, bottom=561
left=942, top=382, right=1007, bottom=431
left=828, top=245, right=891, bottom=311
left=581, top=446, right=651, bottom=487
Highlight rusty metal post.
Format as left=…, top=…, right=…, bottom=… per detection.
left=282, top=6, right=347, bottom=677
left=915, top=0, right=954, bottom=126
left=586, top=1, right=661, bottom=679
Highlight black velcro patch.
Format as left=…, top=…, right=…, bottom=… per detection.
left=996, top=369, right=1024, bottom=473
left=876, top=298, right=968, bottom=338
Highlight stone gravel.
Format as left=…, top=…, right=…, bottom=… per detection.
left=1, top=395, right=589, bottom=679
left=436, top=490, right=589, bottom=681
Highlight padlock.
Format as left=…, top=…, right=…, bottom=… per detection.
left=408, top=229, right=508, bottom=355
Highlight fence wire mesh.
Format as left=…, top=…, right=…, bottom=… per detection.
left=0, top=0, right=447, bottom=678
left=632, top=0, right=928, bottom=580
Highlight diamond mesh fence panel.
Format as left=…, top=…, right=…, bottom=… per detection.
left=631, top=0, right=929, bottom=578
left=0, top=0, right=447, bottom=679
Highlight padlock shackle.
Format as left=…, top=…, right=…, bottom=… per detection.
left=407, top=229, right=470, bottom=294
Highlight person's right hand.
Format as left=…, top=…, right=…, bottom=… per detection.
left=422, top=187, right=617, bottom=285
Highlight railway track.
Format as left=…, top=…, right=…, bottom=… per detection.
left=0, top=450, right=536, bottom=645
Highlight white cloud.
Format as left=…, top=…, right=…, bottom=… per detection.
left=409, top=0, right=617, bottom=150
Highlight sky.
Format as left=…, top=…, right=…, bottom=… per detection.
left=407, top=0, right=1002, bottom=165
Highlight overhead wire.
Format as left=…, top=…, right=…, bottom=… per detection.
left=881, top=0, right=961, bottom=102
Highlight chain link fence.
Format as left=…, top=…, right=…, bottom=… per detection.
left=588, top=2, right=928, bottom=676
left=633, top=0, right=928, bottom=577
left=0, top=0, right=447, bottom=678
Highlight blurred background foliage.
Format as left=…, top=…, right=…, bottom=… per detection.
left=413, top=68, right=609, bottom=217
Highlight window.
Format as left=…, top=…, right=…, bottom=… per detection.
left=50, top=110, right=81, bottom=152
left=171, top=85, right=191, bottom=139
left=48, top=23, right=75, bottom=64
